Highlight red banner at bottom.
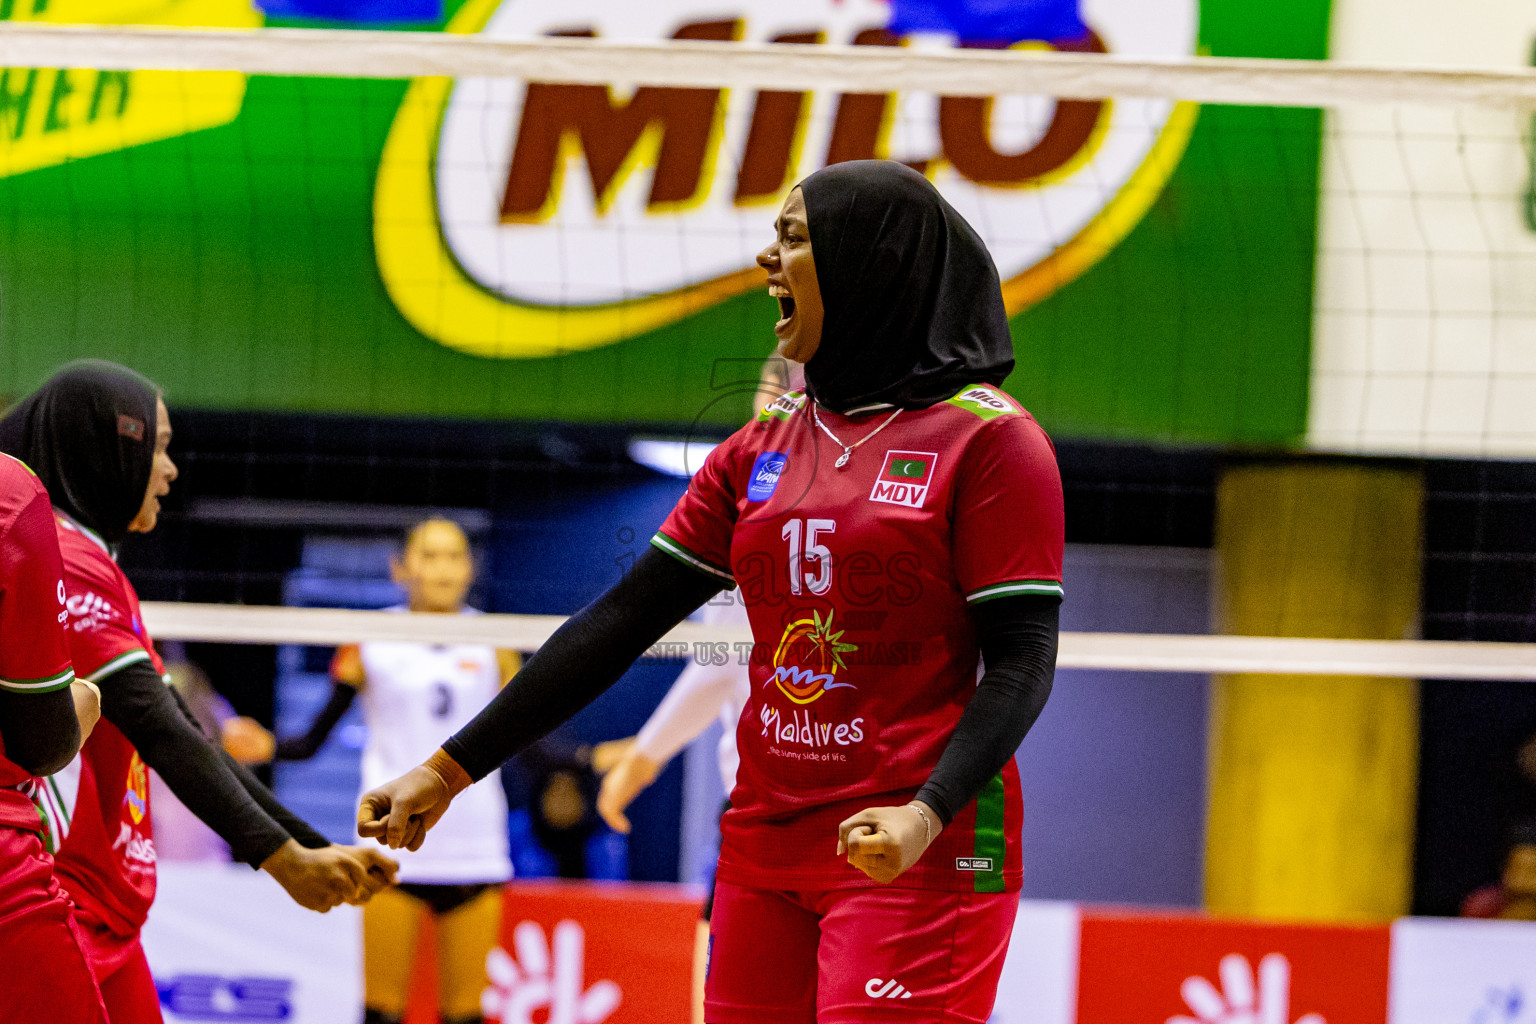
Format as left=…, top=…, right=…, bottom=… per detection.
left=1076, top=913, right=1391, bottom=1024
left=405, top=881, right=702, bottom=1024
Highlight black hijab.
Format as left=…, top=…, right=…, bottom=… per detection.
left=798, top=160, right=1015, bottom=413
left=0, top=360, right=159, bottom=546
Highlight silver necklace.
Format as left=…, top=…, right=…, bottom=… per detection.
left=812, top=403, right=903, bottom=469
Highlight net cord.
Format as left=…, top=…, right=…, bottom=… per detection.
left=4, top=24, right=1536, bottom=109
left=141, top=602, right=1536, bottom=681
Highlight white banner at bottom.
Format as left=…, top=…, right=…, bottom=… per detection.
left=1389, top=917, right=1536, bottom=1024
left=140, top=863, right=362, bottom=1024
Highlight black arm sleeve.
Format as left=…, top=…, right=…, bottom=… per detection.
left=444, top=547, right=724, bottom=781
left=0, top=686, right=81, bottom=777
left=215, top=747, right=331, bottom=849
left=99, top=660, right=299, bottom=868
left=913, top=595, right=1059, bottom=826
left=157, top=685, right=334, bottom=851
left=274, top=682, right=356, bottom=761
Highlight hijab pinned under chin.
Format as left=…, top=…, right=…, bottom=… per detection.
left=0, top=359, right=159, bottom=546
left=797, top=160, right=1015, bottom=413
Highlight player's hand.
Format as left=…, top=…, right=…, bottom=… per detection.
left=596, top=749, right=660, bottom=834
left=261, top=840, right=373, bottom=912
left=332, top=845, right=400, bottom=904
left=836, top=801, right=943, bottom=885
left=590, top=736, right=635, bottom=775
left=357, top=764, right=451, bottom=851
left=70, top=680, right=102, bottom=747
left=221, top=716, right=276, bottom=764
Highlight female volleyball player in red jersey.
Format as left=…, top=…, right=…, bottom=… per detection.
left=0, top=451, right=110, bottom=1024
left=359, top=160, right=1063, bottom=1023
left=0, top=361, right=398, bottom=1024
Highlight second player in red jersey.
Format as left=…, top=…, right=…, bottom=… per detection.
left=359, top=161, right=1063, bottom=1024
left=1, top=361, right=398, bottom=1024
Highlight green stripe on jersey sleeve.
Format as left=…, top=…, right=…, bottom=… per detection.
left=966, top=579, right=1064, bottom=604
left=650, top=533, right=735, bottom=584
left=0, top=666, right=76, bottom=693
left=86, top=649, right=152, bottom=683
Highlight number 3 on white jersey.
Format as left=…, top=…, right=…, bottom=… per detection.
left=783, top=518, right=836, bottom=596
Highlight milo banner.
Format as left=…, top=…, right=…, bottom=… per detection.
left=1, top=0, right=1328, bottom=442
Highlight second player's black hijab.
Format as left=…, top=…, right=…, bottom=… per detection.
left=798, top=160, right=1015, bottom=413
left=0, top=360, right=159, bottom=546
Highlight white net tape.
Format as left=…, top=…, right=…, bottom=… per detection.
left=141, top=603, right=1536, bottom=681
left=3, top=24, right=1535, bottom=109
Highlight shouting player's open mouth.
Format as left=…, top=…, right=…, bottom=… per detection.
left=770, top=283, right=796, bottom=337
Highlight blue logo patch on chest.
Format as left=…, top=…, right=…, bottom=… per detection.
left=747, top=451, right=789, bottom=502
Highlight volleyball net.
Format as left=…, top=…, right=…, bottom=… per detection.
left=140, top=601, right=1536, bottom=680
left=2, top=18, right=1535, bottom=682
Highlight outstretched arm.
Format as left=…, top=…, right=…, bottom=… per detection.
left=102, top=660, right=303, bottom=867
left=101, top=661, right=395, bottom=908
left=359, top=547, right=724, bottom=850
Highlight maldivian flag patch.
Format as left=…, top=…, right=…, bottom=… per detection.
left=869, top=451, right=939, bottom=509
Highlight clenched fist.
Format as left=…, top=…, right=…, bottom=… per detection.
left=836, top=801, right=942, bottom=885
left=261, top=840, right=398, bottom=912
left=357, top=761, right=458, bottom=852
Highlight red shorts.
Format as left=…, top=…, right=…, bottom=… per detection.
left=704, top=881, right=1018, bottom=1024
left=0, top=827, right=108, bottom=1024
left=95, top=939, right=163, bottom=1024
left=71, top=908, right=163, bottom=1024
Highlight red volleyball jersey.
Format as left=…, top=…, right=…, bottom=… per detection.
left=34, top=515, right=163, bottom=942
left=0, top=455, right=76, bottom=832
left=655, top=383, right=1064, bottom=893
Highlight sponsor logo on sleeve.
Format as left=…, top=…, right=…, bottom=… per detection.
left=956, top=856, right=995, bottom=872
left=747, top=450, right=789, bottom=502
left=951, top=386, right=1019, bottom=418
left=869, top=451, right=938, bottom=509
left=66, top=590, right=118, bottom=633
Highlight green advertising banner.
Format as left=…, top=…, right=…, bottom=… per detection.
left=0, top=0, right=1328, bottom=442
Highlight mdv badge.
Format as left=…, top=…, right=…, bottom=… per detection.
left=870, top=451, right=938, bottom=509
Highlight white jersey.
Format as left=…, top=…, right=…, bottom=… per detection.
left=356, top=608, right=512, bottom=884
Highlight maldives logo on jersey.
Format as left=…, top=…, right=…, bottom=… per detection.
left=870, top=451, right=938, bottom=509
left=770, top=608, right=858, bottom=704
left=747, top=451, right=789, bottom=502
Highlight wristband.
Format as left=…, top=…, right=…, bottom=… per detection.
left=907, top=802, right=933, bottom=845
left=424, top=748, right=473, bottom=799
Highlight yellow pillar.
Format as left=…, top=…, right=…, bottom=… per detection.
left=1206, top=462, right=1423, bottom=920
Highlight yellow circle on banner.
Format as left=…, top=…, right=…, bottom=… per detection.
left=372, top=0, right=1200, bottom=359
